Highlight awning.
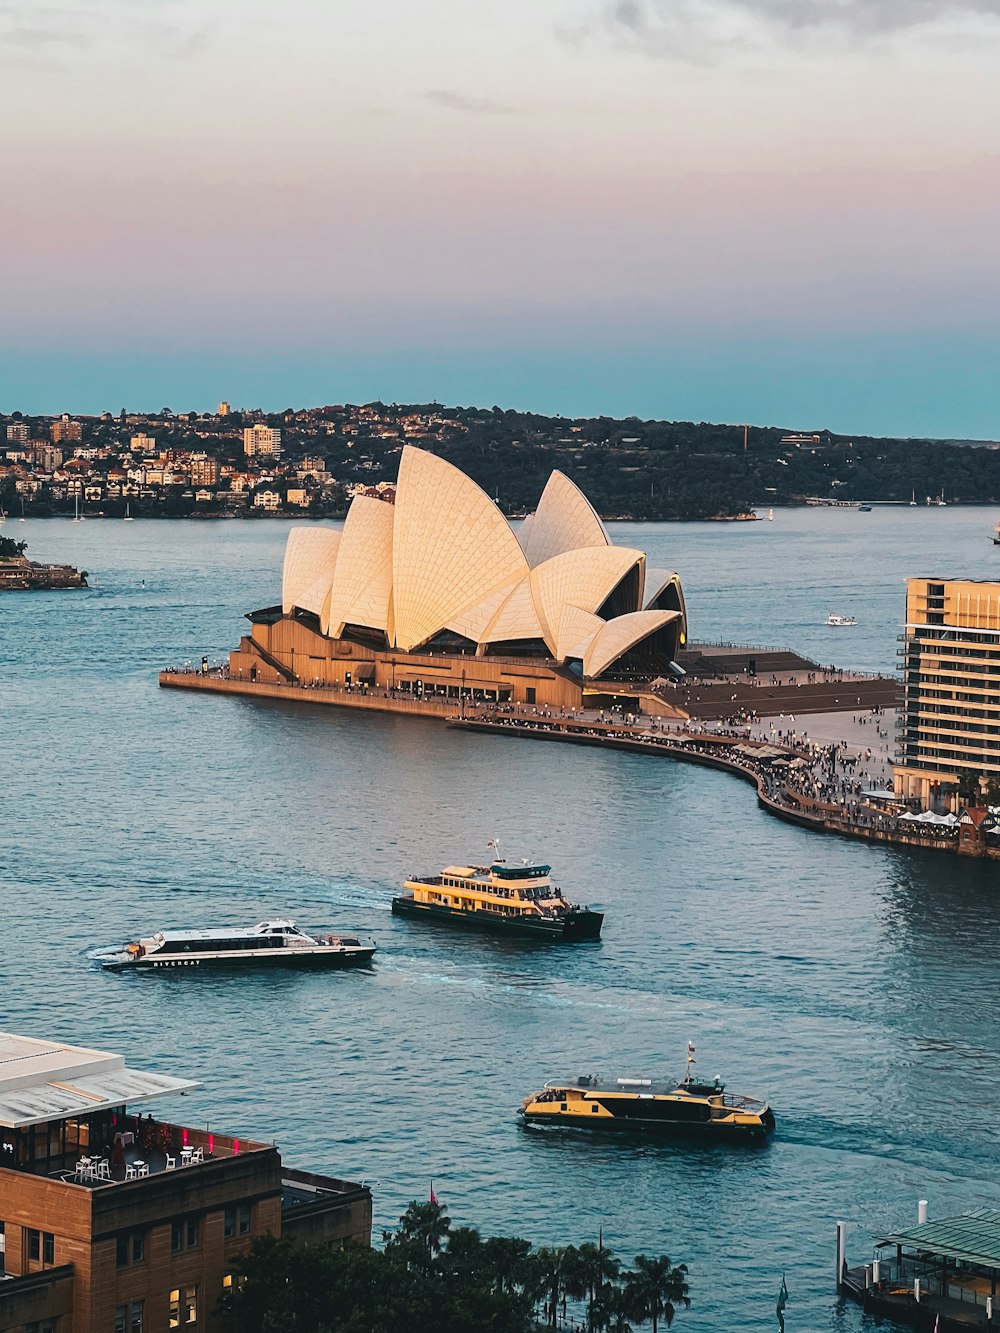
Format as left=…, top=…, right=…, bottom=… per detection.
left=352, top=661, right=376, bottom=682
left=877, top=1211, right=1000, bottom=1271
left=0, top=1032, right=200, bottom=1129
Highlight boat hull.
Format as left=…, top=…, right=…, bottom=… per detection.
left=519, top=1110, right=773, bottom=1140
left=391, top=896, right=603, bottom=941
left=102, top=947, right=376, bottom=972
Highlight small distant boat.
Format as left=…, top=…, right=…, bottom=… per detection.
left=72, top=493, right=83, bottom=522
left=910, top=490, right=917, bottom=507
left=857, top=503, right=872, bottom=512
left=936, top=494, right=947, bottom=507
left=124, top=502, right=134, bottom=521
left=519, top=1044, right=775, bottom=1140
left=992, top=520, right=1000, bottom=546
left=768, top=508, right=774, bottom=521
left=828, top=613, right=857, bottom=627
left=97, top=919, right=376, bottom=971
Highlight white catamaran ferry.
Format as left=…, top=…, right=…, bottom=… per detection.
left=98, top=919, right=376, bottom=971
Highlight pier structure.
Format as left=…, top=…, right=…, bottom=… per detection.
left=840, top=1204, right=1000, bottom=1330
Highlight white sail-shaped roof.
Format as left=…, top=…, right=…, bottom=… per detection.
left=446, top=574, right=524, bottom=644
left=479, top=574, right=548, bottom=647
left=530, top=546, right=645, bottom=651
left=519, top=470, right=609, bottom=568
left=325, top=495, right=394, bottom=639
left=391, top=446, right=528, bottom=652
left=282, top=527, right=341, bottom=615
left=583, top=610, right=681, bottom=678
left=555, top=605, right=606, bottom=662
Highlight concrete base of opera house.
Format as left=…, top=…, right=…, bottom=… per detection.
left=159, top=669, right=486, bottom=718
left=222, top=615, right=598, bottom=711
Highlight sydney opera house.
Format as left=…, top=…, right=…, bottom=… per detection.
left=229, top=446, right=687, bottom=710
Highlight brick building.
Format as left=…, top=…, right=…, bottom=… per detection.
left=0, top=1033, right=371, bottom=1333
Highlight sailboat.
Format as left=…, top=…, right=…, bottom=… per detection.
left=124, top=501, right=134, bottom=521
left=909, top=490, right=917, bottom=507
left=72, top=492, right=84, bottom=522
left=19, top=496, right=26, bottom=521
left=935, top=493, right=947, bottom=507
left=992, top=519, right=1000, bottom=546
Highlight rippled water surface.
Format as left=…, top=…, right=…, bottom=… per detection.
left=4, top=507, right=1000, bottom=1332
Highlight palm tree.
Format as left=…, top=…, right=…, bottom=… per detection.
left=622, top=1255, right=690, bottom=1332
left=394, top=1200, right=452, bottom=1258
left=531, top=1245, right=568, bottom=1329
left=590, top=1284, right=636, bottom=1333
left=482, top=1235, right=533, bottom=1296
left=564, top=1241, right=622, bottom=1330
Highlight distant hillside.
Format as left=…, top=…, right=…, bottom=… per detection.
left=4, top=401, right=1000, bottom=521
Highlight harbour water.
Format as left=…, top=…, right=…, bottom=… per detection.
left=4, top=506, right=1000, bottom=1332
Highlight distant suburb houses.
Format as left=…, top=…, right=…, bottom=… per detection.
left=0, top=402, right=462, bottom=518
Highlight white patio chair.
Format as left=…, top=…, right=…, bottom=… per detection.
left=165, top=1153, right=177, bottom=1170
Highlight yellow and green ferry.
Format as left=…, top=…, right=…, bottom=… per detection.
left=392, top=856, right=603, bottom=941
left=520, top=1049, right=774, bottom=1140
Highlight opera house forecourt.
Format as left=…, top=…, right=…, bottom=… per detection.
left=196, top=446, right=688, bottom=713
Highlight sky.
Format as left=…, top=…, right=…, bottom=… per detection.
left=1, top=0, right=999, bottom=436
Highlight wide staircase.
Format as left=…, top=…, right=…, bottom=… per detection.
left=238, top=635, right=295, bottom=682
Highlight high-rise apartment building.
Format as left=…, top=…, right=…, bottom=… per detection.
left=130, top=435, right=158, bottom=454
left=190, top=456, right=219, bottom=487
left=895, top=577, right=1000, bottom=808
left=6, top=422, right=30, bottom=445
left=50, top=417, right=83, bottom=444
left=217, top=402, right=231, bottom=417
left=35, top=443, right=65, bottom=472
left=243, top=425, right=281, bottom=458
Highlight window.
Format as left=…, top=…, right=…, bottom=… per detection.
left=25, top=1323, right=56, bottom=1333
left=28, top=1227, right=40, bottom=1260
left=169, top=1290, right=180, bottom=1330
left=43, top=1232, right=54, bottom=1264
left=117, top=1231, right=145, bottom=1266
left=184, top=1284, right=198, bottom=1325
left=115, top=1307, right=142, bottom=1333
left=171, top=1216, right=199, bottom=1252
left=223, top=1207, right=235, bottom=1239
left=238, top=1203, right=251, bottom=1235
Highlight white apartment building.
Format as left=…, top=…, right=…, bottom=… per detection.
left=243, top=424, right=282, bottom=458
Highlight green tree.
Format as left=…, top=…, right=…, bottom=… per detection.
left=622, top=1255, right=690, bottom=1332
left=564, top=1241, right=622, bottom=1331
left=530, top=1245, right=568, bottom=1329
left=0, top=535, right=27, bottom=559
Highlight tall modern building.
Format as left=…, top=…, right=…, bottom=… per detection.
left=895, top=577, right=1000, bottom=808
left=0, top=1032, right=371, bottom=1333
left=242, top=425, right=281, bottom=458
left=229, top=446, right=687, bottom=709
left=51, top=418, right=83, bottom=445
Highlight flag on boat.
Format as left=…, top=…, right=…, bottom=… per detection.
left=430, top=1182, right=439, bottom=1206
left=687, top=1041, right=696, bottom=1064
left=776, top=1273, right=788, bottom=1332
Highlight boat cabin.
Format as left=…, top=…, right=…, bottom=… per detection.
left=404, top=863, right=569, bottom=916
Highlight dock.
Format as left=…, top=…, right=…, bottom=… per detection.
left=839, top=1208, right=1000, bottom=1331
